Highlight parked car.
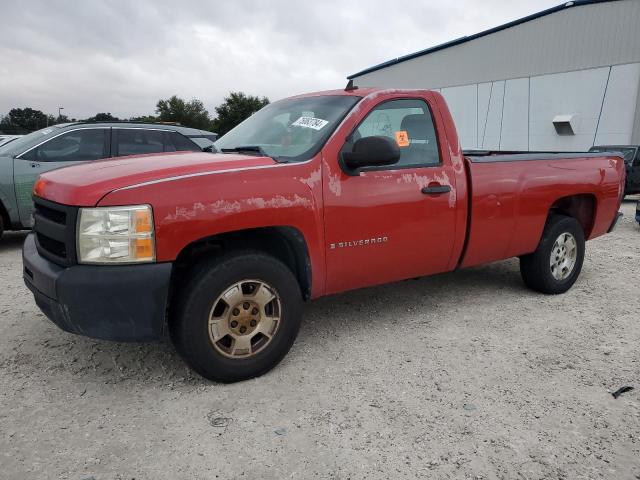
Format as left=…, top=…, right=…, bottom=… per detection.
left=589, top=145, right=639, bottom=195
left=0, top=123, right=217, bottom=238
left=636, top=199, right=640, bottom=225
left=0, top=135, right=23, bottom=147
left=23, top=88, right=625, bottom=382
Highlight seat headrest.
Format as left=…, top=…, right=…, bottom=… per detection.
left=400, top=114, right=431, bottom=140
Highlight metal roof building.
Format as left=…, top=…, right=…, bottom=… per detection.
left=348, top=0, right=640, bottom=151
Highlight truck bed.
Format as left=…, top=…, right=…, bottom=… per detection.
left=459, top=151, right=625, bottom=269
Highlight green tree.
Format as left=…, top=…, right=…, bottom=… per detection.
left=85, top=112, right=120, bottom=122
left=155, top=95, right=211, bottom=130
left=0, top=108, right=53, bottom=133
left=211, top=92, right=269, bottom=136
left=129, top=115, right=157, bottom=123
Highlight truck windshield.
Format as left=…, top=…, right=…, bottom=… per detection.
left=214, top=95, right=361, bottom=162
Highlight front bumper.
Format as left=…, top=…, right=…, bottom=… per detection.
left=22, top=233, right=172, bottom=342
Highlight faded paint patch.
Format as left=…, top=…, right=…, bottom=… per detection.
left=246, top=194, right=312, bottom=210
left=298, top=168, right=321, bottom=188
left=209, top=200, right=243, bottom=215
left=392, top=170, right=456, bottom=208
left=396, top=172, right=431, bottom=189
left=328, top=173, right=342, bottom=197
left=163, top=194, right=312, bottom=221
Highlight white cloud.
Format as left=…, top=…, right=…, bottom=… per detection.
left=0, top=0, right=559, bottom=119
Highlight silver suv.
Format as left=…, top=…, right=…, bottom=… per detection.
left=0, top=122, right=217, bottom=238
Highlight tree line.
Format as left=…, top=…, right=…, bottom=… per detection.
left=0, top=91, right=269, bottom=137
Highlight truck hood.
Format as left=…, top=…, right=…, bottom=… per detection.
left=34, top=151, right=277, bottom=206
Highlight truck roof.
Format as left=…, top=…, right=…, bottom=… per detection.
left=288, top=87, right=435, bottom=101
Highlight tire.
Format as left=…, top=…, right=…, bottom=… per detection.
left=519, top=214, right=585, bottom=294
left=170, top=251, right=303, bottom=383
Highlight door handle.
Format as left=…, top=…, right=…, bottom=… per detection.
left=421, top=185, right=451, bottom=195
left=30, top=162, right=41, bottom=168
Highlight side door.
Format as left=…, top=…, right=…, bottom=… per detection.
left=322, top=96, right=459, bottom=294
left=13, top=128, right=110, bottom=226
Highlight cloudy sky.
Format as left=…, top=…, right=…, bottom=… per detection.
left=1, top=0, right=560, bottom=119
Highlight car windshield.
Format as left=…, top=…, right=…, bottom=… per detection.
left=214, top=95, right=361, bottom=162
left=0, top=125, right=66, bottom=156
left=589, top=146, right=636, bottom=165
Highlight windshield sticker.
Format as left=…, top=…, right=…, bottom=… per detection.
left=291, top=116, right=329, bottom=131
left=395, top=130, right=410, bottom=147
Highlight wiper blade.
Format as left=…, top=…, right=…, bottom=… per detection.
left=221, top=145, right=266, bottom=155
left=220, top=145, right=288, bottom=163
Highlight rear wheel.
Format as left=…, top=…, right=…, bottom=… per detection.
left=171, top=252, right=303, bottom=383
left=520, top=215, right=585, bottom=294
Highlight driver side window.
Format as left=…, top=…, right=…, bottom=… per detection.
left=350, top=99, right=441, bottom=168
left=21, top=129, right=108, bottom=162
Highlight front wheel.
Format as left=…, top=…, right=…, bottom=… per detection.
left=171, top=252, right=303, bottom=383
left=520, top=215, right=585, bottom=294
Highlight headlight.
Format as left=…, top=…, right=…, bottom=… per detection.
left=77, top=205, right=155, bottom=264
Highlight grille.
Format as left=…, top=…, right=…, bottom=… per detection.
left=33, top=197, right=79, bottom=266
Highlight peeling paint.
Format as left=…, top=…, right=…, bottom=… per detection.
left=390, top=170, right=456, bottom=208
left=246, top=194, right=312, bottom=210
left=298, top=168, right=321, bottom=188
left=164, top=194, right=313, bottom=221
left=209, top=199, right=243, bottom=215
left=328, top=173, right=342, bottom=197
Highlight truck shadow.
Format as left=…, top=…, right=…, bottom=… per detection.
left=11, top=258, right=526, bottom=387
left=302, top=260, right=525, bottom=340
left=0, top=231, right=28, bottom=253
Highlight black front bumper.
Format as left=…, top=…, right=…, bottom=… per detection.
left=22, top=233, right=172, bottom=342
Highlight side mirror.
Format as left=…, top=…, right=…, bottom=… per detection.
left=340, top=136, right=400, bottom=175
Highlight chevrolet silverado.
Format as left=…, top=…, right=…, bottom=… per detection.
left=23, top=88, right=625, bottom=382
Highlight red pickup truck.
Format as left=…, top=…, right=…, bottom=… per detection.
left=23, top=88, right=625, bottom=382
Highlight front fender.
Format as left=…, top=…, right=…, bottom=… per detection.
left=98, top=159, right=326, bottom=296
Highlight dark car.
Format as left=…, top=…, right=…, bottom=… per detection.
left=589, top=145, right=640, bottom=196
left=0, top=122, right=217, bottom=236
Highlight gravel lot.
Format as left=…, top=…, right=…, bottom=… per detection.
left=1, top=198, right=638, bottom=480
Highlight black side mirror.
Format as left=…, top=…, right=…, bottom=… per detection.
left=340, top=136, right=400, bottom=175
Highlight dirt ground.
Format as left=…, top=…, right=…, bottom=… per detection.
left=1, top=198, right=638, bottom=480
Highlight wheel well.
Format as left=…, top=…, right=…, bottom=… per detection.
left=170, top=226, right=312, bottom=301
left=549, top=194, right=596, bottom=237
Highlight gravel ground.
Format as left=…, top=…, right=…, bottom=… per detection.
left=1, top=198, right=639, bottom=480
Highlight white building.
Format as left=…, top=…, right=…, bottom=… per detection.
left=348, top=0, right=640, bottom=151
